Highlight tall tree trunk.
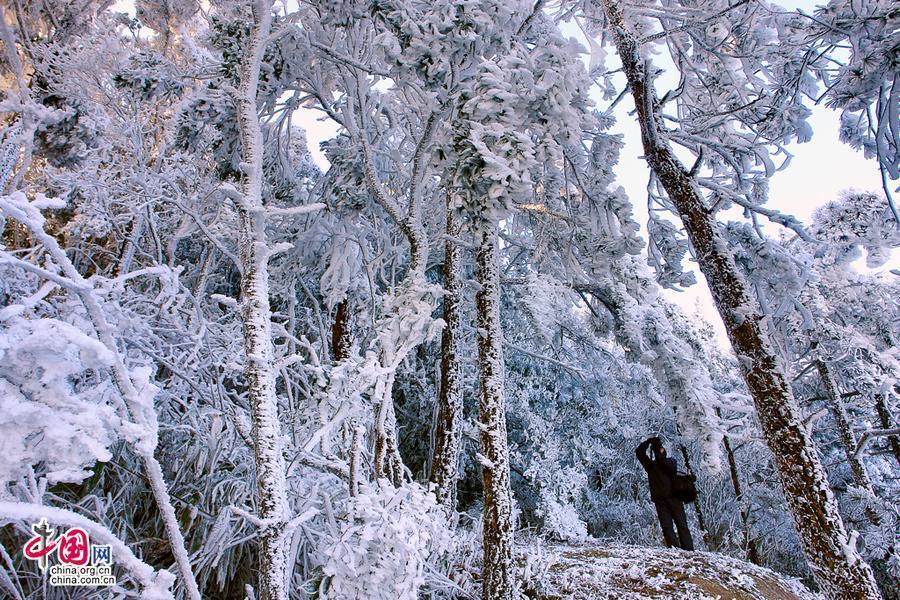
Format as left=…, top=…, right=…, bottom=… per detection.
left=718, top=408, right=761, bottom=565
left=234, top=3, right=291, bottom=599
left=676, top=442, right=710, bottom=547
left=474, top=222, right=514, bottom=600
left=430, top=204, right=463, bottom=512
left=601, top=1, right=882, bottom=597
left=815, top=359, right=879, bottom=525
left=874, top=393, right=900, bottom=467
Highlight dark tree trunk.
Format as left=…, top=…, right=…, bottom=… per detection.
left=874, top=393, right=900, bottom=467
left=430, top=205, right=463, bottom=512
left=331, top=299, right=351, bottom=362
left=601, top=1, right=882, bottom=596
left=475, top=222, right=514, bottom=600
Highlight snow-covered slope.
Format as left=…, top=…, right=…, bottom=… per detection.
left=525, top=544, right=820, bottom=600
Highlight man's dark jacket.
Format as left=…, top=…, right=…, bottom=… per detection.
left=635, top=438, right=677, bottom=501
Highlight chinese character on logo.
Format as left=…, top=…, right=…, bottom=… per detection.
left=92, top=544, right=112, bottom=566
left=23, top=520, right=117, bottom=588
left=57, top=527, right=89, bottom=566
left=23, top=519, right=57, bottom=573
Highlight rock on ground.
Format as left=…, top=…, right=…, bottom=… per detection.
left=523, top=544, right=820, bottom=600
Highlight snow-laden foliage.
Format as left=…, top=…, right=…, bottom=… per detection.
left=320, top=480, right=453, bottom=599
left=805, top=0, right=899, bottom=198
left=0, top=313, right=119, bottom=485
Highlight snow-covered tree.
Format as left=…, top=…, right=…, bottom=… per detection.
left=589, top=0, right=884, bottom=597
left=2, top=2, right=897, bottom=599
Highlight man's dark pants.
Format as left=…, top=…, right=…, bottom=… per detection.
left=654, top=496, right=694, bottom=551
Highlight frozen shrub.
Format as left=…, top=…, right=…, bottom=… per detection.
left=320, top=480, right=453, bottom=599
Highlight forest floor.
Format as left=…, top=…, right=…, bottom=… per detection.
left=522, top=543, right=820, bottom=600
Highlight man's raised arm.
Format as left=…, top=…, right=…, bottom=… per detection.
left=635, top=437, right=654, bottom=469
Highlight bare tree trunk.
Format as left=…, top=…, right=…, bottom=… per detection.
left=474, top=222, right=514, bottom=600
left=815, top=359, right=880, bottom=525
left=430, top=203, right=463, bottom=512
left=718, top=409, right=761, bottom=565
left=234, top=3, right=291, bottom=599
left=874, top=393, right=900, bottom=467
left=331, top=299, right=351, bottom=362
left=601, top=1, right=882, bottom=597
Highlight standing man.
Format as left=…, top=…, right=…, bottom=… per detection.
left=635, top=436, right=694, bottom=551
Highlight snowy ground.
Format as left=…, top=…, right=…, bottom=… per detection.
left=523, top=544, right=820, bottom=600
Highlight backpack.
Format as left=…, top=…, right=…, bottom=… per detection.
left=673, top=472, right=698, bottom=503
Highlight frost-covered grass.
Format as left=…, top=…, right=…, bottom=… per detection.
left=523, top=544, right=820, bottom=600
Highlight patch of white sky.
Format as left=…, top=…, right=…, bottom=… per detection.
left=114, top=0, right=894, bottom=345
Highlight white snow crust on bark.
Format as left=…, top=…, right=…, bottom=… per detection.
left=373, top=367, right=408, bottom=486
left=600, top=1, right=883, bottom=597
left=430, top=204, right=464, bottom=512
left=232, top=2, right=292, bottom=599
left=475, top=222, right=514, bottom=600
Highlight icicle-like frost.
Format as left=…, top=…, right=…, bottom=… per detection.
left=0, top=502, right=175, bottom=599
left=0, top=192, right=201, bottom=600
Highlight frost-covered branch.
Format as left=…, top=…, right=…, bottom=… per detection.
left=0, top=192, right=201, bottom=600
left=854, top=428, right=900, bottom=460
